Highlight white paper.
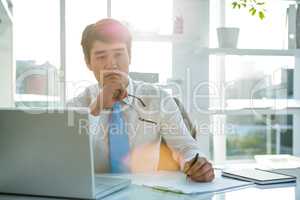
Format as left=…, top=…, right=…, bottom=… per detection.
left=255, top=155, right=300, bottom=170
left=126, top=171, right=253, bottom=194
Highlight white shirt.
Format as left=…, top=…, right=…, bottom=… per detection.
left=67, top=78, right=205, bottom=173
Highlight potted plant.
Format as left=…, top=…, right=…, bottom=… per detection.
left=217, top=0, right=266, bottom=48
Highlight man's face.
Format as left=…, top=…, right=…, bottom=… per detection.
left=87, top=40, right=130, bottom=87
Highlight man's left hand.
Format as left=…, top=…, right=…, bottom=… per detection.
left=183, top=157, right=215, bottom=182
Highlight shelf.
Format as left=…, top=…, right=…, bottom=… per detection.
left=207, top=48, right=300, bottom=57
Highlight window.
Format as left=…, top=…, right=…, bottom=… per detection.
left=14, top=0, right=60, bottom=107
left=226, top=115, right=293, bottom=160
left=65, top=0, right=107, bottom=100
left=14, top=0, right=174, bottom=103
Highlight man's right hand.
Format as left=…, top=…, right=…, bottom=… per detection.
left=89, top=78, right=127, bottom=116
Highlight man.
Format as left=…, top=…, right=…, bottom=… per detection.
left=68, top=18, right=214, bottom=182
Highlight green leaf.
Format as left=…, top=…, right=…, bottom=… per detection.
left=251, top=8, right=257, bottom=16
left=232, top=2, right=238, bottom=8
left=241, top=3, right=247, bottom=7
left=257, top=2, right=265, bottom=6
left=238, top=4, right=241, bottom=9
left=259, top=11, right=265, bottom=20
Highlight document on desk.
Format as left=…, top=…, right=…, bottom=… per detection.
left=129, top=171, right=253, bottom=194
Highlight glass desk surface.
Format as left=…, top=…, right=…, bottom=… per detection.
left=0, top=177, right=298, bottom=200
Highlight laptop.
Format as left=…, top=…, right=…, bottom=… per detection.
left=0, top=108, right=131, bottom=199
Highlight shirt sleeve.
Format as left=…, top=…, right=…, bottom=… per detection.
left=88, top=107, right=108, bottom=139
left=66, top=88, right=92, bottom=107
left=158, top=89, right=206, bottom=171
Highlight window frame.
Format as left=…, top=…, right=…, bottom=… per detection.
left=14, top=0, right=174, bottom=105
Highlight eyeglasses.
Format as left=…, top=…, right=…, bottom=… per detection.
left=125, top=94, right=158, bottom=125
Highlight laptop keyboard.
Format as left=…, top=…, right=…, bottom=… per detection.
left=94, top=176, right=129, bottom=192
left=95, top=177, right=112, bottom=190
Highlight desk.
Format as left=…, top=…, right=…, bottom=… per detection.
left=0, top=174, right=298, bottom=200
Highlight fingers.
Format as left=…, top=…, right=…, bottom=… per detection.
left=121, top=89, right=128, bottom=99
left=191, top=167, right=215, bottom=182
left=103, top=81, right=126, bottom=98
left=183, top=158, right=195, bottom=173
left=103, top=71, right=128, bottom=87
left=184, top=157, right=215, bottom=182
left=91, top=80, right=126, bottom=111
left=104, top=74, right=127, bottom=97
left=91, top=70, right=129, bottom=112
left=100, top=70, right=129, bottom=101
left=90, top=92, right=107, bottom=115
left=89, top=100, right=101, bottom=116
left=111, top=83, right=127, bottom=101
left=192, top=162, right=212, bottom=178
left=112, top=89, right=122, bottom=99
left=185, top=158, right=206, bottom=176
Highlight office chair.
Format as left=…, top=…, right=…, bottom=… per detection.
left=158, top=97, right=197, bottom=170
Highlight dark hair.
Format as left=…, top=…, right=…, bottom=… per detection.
left=81, top=18, right=132, bottom=64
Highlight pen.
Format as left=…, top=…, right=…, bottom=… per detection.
left=185, top=153, right=199, bottom=179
